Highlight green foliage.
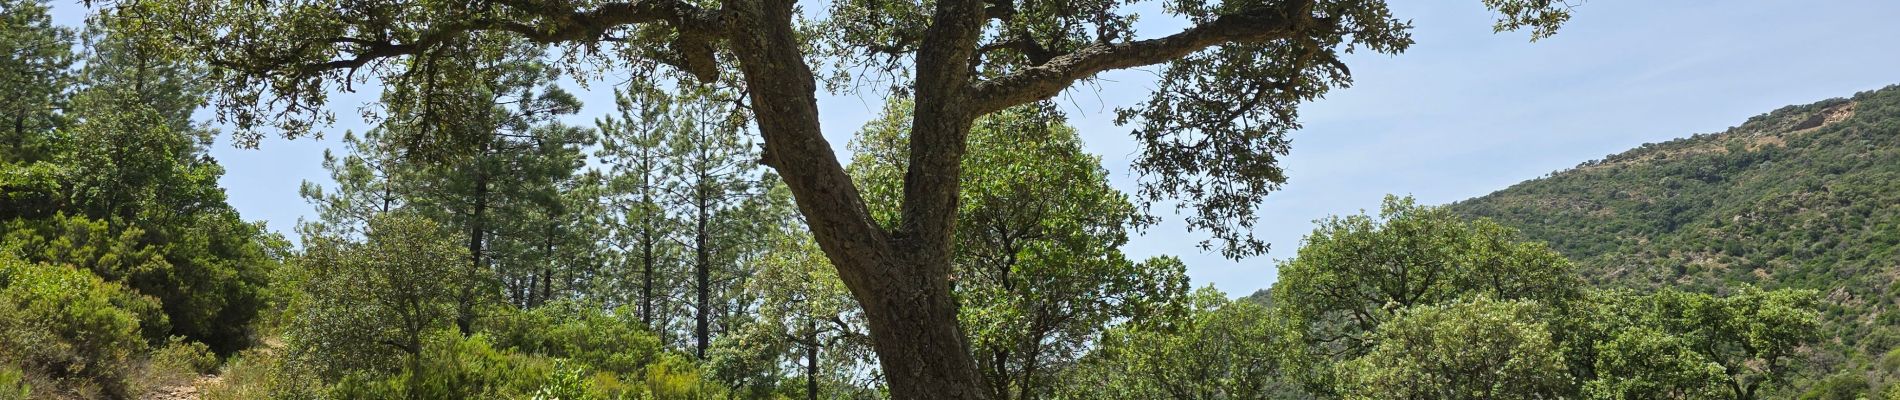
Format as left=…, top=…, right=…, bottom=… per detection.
left=1582, top=327, right=1725, bottom=399
left=593, top=83, right=686, bottom=326
left=288, top=212, right=473, bottom=379
left=1450, top=85, right=1900, bottom=394
left=1799, top=372, right=1871, bottom=400
left=531, top=360, right=591, bottom=400
left=1264, top=196, right=1826, bottom=399
left=1556, top=286, right=1822, bottom=399
left=198, top=348, right=323, bottom=400
left=481, top=301, right=664, bottom=376
left=851, top=101, right=1193, bottom=399
left=1271, top=195, right=1583, bottom=390
left=1338, top=296, right=1570, bottom=400
left=0, top=17, right=285, bottom=355
left=738, top=192, right=879, bottom=398
left=328, top=331, right=553, bottom=400
left=1059, top=288, right=1305, bottom=400
left=0, top=161, right=62, bottom=220
left=643, top=353, right=726, bottom=400
left=1636, top=288, right=1820, bottom=399
left=0, top=0, right=75, bottom=165
left=149, top=337, right=220, bottom=376
left=130, top=337, right=222, bottom=397
left=0, top=254, right=155, bottom=397
left=54, top=215, right=277, bottom=348
left=113, top=0, right=1585, bottom=395
left=0, top=364, right=29, bottom=400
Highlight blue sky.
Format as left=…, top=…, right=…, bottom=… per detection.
left=48, top=1, right=1900, bottom=297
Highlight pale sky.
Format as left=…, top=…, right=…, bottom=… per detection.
left=49, top=1, right=1900, bottom=297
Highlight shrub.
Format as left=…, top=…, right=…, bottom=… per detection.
left=151, top=337, right=220, bottom=375
left=482, top=301, right=663, bottom=376
left=0, top=365, right=29, bottom=400
left=1798, top=372, right=1870, bottom=400
left=2, top=212, right=281, bottom=353
left=0, top=254, right=155, bottom=397
left=199, top=348, right=322, bottom=400
left=329, top=330, right=555, bottom=400
left=531, top=360, right=590, bottom=400
left=644, top=353, right=725, bottom=400
left=132, top=337, right=221, bottom=395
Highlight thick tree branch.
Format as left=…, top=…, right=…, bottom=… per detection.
left=271, top=0, right=722, bottom=80
left=967, top=1, right=1325, bottom=115
left=724, top=0, right=894, bottom=293
left=900, top=0, right=987, bottom=259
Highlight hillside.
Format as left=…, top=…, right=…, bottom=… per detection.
left=1449, top=86, right=1900, bottom=390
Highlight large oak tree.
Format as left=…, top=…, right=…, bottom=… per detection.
left=113, top=0, right=1572, bottom=396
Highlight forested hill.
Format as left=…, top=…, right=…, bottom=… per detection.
left=1449, top=85, right=1900, bottom=388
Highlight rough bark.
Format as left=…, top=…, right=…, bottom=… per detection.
left=725, top=0, right=994, bottom=397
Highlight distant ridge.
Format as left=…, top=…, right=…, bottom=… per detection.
left=1448, top=85, right=1900, bottom=392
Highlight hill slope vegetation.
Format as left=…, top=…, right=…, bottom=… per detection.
left=1450, top=85, right=1900, bottom=395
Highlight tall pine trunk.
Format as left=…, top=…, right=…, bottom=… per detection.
left=457, top=142, right=492, bottom=335
left=639, top=165, right=657, bottom=327
left=693, top=182, right=711, bottom=359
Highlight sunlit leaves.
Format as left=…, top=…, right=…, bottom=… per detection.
left=1338, top=297, right=1571, bottom=400
left=1271, top=195, right=1583, bottom=363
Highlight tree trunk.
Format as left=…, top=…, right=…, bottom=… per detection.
left=806, top=318, right=820, bottom=400
left=855, top=252, right=987, bottom=400
left=694, top=185, right=711, bottom=359
left=640, top=166, right=657, bottom=327
left=456, top=143, right=492, bottom=335
left=540, top=219, right=557, bottom=307
left=726, top=1, right=988, bottom=398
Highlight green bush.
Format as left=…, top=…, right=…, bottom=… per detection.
left=199, top=348, right=321, bottom=400
left=482, top=301, right=663, bottom=376
left=152, top=337, right=220, bottom=375
left=0, top=254, right=155, bottom=396
left=644, top=353, right=725, bottom=400
left=132, top=337, right=222, bottom=395
left=315, top=328, right=679, bottom=400
left=0, top=161, right=62, bottom=221
left=1338, top=297, right=1570, bottom=400
left=330, top=330, right=555, bottom=400
left=1798, top=372, right=1871, bottom=400
left=2, top=212, right=281, bottom=353
left=0, top=364, right=29, bottom=400
left=532, top=360, right=591, bottom=400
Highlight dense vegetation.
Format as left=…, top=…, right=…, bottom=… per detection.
left=2, top=0, right=280, bottom=396
left=95, top=0, right=1575, bottom=395
left=1451, top=86, right=1900, bottom=398
left=3, top=0, right=1893, bottom=398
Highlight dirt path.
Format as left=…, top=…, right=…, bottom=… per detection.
left=139, top=374, right=220, bottom=400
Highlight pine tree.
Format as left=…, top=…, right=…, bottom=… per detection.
left=663, top=87, right=759, bottom=359
left=0, top=0, right=75, bottom=164
left=597, top=84, right=681, bottom=329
